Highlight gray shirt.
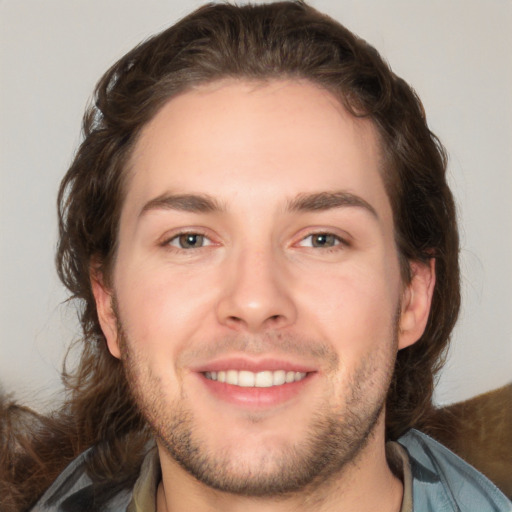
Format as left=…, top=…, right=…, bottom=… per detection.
left=31, top=430, right=511, bottom=512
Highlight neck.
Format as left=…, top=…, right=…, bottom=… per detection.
left=155, top=416, right=403, bottom=512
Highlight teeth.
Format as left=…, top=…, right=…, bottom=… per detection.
left=226, top=370, right=238, bottom=385
left=273, top=370, right=286, bottom=386
left=205, top=369, right=307, bottom=387
left=238, top=370, right=255, bottom=387
left=255, top=371, right=273, bottom=387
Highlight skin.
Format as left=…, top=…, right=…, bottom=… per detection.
left=92, top=79, right=435, bottom=511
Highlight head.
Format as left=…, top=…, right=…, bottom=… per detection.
left=56, top=0, right=459, bottom=492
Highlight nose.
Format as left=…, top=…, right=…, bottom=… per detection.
left=216, top=247, right=297, bottom=333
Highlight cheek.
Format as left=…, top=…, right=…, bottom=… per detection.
left=113, top=257, right=219, bottom=359
left=294, top=259, right=400, bottom=354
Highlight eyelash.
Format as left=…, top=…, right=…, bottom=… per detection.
left=163, top=231, right=213, bottom=250
left=161, top=230, right=348, bottom=252
left=295, top=232, right=348, bottom=251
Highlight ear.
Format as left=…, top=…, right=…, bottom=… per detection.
left=90, top=266, right=121, bottom=359
left=398, top=258, right=436, bottom=350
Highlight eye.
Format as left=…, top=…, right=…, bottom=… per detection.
left=298, top=233, right=342, bottom=248
left=167, top=233, right=212, bottom=249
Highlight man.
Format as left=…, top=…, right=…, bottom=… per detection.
left=1, top=2, right=510, bottom=511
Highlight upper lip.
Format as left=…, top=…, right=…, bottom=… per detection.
left=190, top=356, right=317, bottom=374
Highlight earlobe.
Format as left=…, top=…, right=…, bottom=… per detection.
left=90, top=266, right=121, bottom=359
left=398, top=259, right=436, bottom=350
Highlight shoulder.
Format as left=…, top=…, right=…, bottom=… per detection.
left=29, top=447, right=133, bottom=512
left=398, top=429, right=511, bottom=512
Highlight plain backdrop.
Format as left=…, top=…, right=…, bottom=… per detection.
left=1, top=0, right=511, bottom=411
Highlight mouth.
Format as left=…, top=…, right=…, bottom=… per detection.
left=204, top=369, right=308, bottom=388
left=193, top=358, right=316, bottom=408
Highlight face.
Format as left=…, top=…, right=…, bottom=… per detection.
left=93, top=79, right=433, bottom=496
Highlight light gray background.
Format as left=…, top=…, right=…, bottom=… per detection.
left=1, top=0, right=511, bottom=411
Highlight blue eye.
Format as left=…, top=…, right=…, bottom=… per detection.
left=298, top=233, right=342, bottom=248
left=169, top=233, right=211, bottom=249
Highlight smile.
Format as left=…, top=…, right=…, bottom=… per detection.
left=204, top=370, right=308, bottom=388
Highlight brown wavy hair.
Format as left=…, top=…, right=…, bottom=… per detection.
left=1, top=2, right=459, bottom=510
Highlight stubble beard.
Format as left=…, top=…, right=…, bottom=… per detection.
left=119, top=326, right=397, bottom=498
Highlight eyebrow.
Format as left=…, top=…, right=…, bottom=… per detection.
left=286, top=191, right=378, bottom=218
left=138, top=190, right=377, bottom=219
left=139, top=193, right=225, bottom=217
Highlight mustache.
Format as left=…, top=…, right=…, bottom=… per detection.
left=113, top=300, right=339, bottom=371
left=175, top=332, right=340, bottom=371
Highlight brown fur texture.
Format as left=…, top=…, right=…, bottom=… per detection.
left=426, top=383, right=512, bottom=498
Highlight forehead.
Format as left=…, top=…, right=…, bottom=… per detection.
left=123, top=79, right=390, bottom=222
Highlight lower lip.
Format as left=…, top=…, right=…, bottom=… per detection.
left=198, top=373, right=314, bottom=408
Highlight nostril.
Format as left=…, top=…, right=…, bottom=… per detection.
left=267, top=314, right=285, bottom=326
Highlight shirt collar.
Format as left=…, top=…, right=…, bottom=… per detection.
left=127, top=441, right=412, bottom=512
